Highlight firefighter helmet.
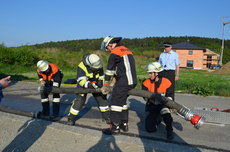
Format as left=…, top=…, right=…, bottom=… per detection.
left=145, top=62, right=163, bottom=73
left=100, top=36, right=122, bottom=51
left=37, top=60, right=49, bottom=72
left=85, top=54, right=103, bottom=69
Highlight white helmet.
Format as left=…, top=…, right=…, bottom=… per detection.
left=85, top=54, right=103, bottom=69
left=145, top=62, right=163, bottom=73
left=37, top=60, right=49, bottom=72
left=100, top=36, right=122, bottom=51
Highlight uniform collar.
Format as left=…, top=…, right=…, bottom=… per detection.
left=164, top=50, right=172, bottom=54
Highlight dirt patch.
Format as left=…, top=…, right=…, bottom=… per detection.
left=212, top=62, right=230, bottom=74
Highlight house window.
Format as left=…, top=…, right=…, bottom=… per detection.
left=187, top=60, right=193, bottom=68
left=188, top=50, right=193, bottom=55
left=207, top=55, right=212, bottom=61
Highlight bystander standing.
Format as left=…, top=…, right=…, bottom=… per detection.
left=159, top=42, right=180, bottom=100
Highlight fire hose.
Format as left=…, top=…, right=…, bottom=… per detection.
left=39, top=86, right=205, bottom=129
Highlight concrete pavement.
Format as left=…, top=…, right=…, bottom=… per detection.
left=0, top=81, right=230, bottom=152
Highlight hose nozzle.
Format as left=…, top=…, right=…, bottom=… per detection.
left=190, top=114, right=206, bottom=129
left=180, top=109, right=205, bottom=129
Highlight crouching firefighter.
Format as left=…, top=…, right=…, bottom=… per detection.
left=67, top=54, right=110, bottom=125
left=142, top=62, right=174, bottom=140
left=36, top=60, right=63, bottom=119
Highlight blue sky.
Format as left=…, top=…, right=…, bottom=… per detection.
left=1, top=0, right=230, bottom=47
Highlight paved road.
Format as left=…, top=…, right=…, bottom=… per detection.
left=0, top=81, right=230, bottom=152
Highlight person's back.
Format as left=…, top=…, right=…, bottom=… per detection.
left=108, top=45, right=137, bottom=86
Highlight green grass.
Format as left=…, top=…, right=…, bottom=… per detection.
left=175, top=69, right=230, bottom=96
left=1, top=64, right=229, bottom=97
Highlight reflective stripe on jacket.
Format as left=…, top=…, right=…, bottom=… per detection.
left=77, top=62, right=104, bottom=88
left=105, top=46, right=137, bottom=86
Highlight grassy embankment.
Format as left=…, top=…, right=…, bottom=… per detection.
left=0, top=46, right=229, bottom=97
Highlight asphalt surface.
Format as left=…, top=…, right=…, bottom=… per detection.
left=0, top=81, right=230, bottom=152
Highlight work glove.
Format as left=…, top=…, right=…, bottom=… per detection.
left=40, top=80, right=46, bottom=86
left=91, top=81, right=98, bottom=89
left=109, top=78, right=116, bottom=87
left=101, top=85, right=110, bottom=95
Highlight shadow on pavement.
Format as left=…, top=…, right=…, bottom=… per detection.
left=86, top=134, right=122, bottom=152
left=2, top=119, right=51, bottom=152
left=2, top=95, right=71, bottom=152
left=84, top=95, right=122, bottom=151
left=129, top=98, right=201, bottom=152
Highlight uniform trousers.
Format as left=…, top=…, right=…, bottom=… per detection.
left=110, top=85, right=135, bottom=125
left=145, top=102, right=173, bottom=132
left=69, top=93, right=109, bottom=120
left=161, top=70, right=175, bottom=100
left=40, top=82, right=60, bottom=116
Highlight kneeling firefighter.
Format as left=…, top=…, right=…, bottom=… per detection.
left=142, top=62, right=174, bottom=140
left=37, top=60, right=63, bottom=119
left=67, top=54, right=110, bottom=125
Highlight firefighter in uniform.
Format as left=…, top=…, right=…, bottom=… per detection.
left=100, top=36, right=137, bottom=135
left=142, top=62, right=174, bottom=140
left=67, top=54, right=110, bottom=125
left=36, top=60, right=63, bottom=119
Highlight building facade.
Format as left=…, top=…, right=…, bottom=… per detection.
left=172, top=42, right=219, bottom=69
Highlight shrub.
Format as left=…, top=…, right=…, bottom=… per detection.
left=12, top=47, right=38, bottom=66
left=0, top=45, right=15, bottom=64
left=191, top=86, right=214, bottom=96
left=175, top=79, right=215, bottom=96
left=0, top=46, right=38, bottom=66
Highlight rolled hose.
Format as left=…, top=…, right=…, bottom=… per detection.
left=40, top=86, right=205, bottom=129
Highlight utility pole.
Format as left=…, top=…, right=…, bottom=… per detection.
left=219, top=18, right=230, bottom=66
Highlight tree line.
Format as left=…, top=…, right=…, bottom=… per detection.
left=32, top=36, right=229, bottom=51
left=30, top=36, right=230, bottom=64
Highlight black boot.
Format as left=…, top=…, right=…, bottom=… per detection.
left=50, top=115, right=60, bottom=121
left=120, top=122, right=129, bottom=132
left=102, top=123, right=120, bottom=135
left=66, top=114, right=76, bottom=126
left=52, top=102, right=60, bottom=118
left=66, top=118, right=75, bottom=126
left=40, top=102, right=50, bottom=119
left=37, top=111, right=50, bottom=120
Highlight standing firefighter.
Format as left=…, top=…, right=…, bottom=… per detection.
left=36, top=60, right=63, bottom=119
left=100, top=36, right=137, bottom=135
left=67, top=54, right=110, bottom=125
left=142, top=62, right=174, bottom=140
